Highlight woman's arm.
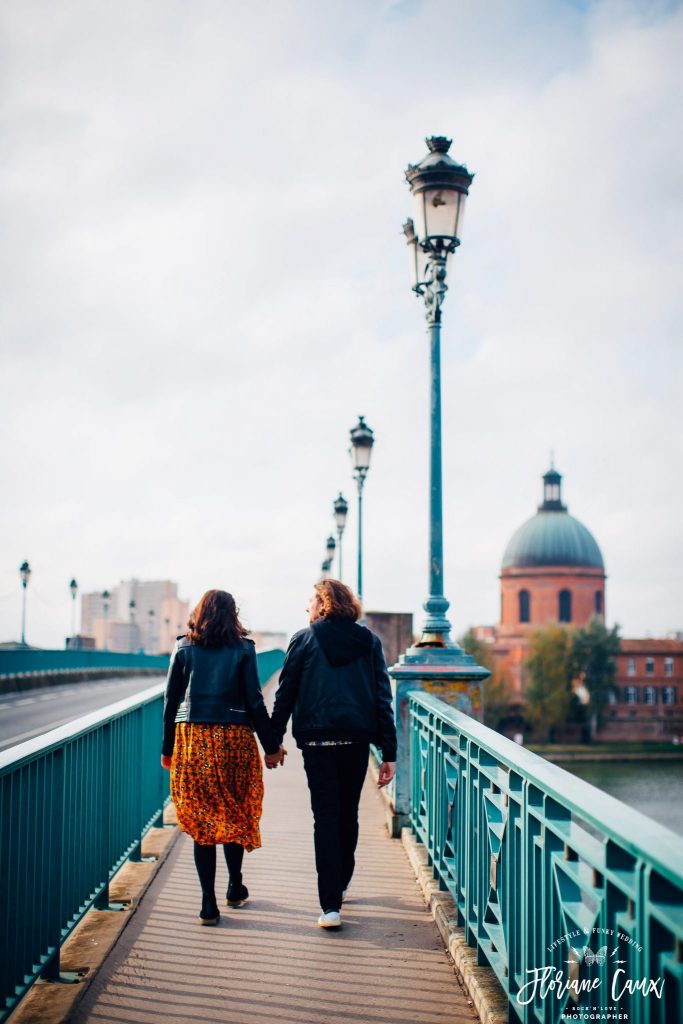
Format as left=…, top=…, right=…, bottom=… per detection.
left=241, top=644, right=281, bottom=756
left=161, top=643, right=187, bottom=758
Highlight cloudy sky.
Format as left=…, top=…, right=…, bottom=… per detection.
left=1, top=0, right=682, bottom=648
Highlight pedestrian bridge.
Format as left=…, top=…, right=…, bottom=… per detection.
left=1, top=669, right=681, bottom=1024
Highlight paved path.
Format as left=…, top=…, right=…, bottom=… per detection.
left=73, top=738, right=475, bottom=1024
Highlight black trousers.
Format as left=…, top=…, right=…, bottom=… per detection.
left=301, top=743, right=369, bottom=912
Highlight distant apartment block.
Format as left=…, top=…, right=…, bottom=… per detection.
left=81, top=579, right=190, bottom=654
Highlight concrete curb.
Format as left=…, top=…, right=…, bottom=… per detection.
left=7, top=805, right=180, bottom=1024
left=400, top=828, right=509, bottom=1024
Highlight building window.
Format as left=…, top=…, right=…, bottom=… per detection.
left=665, top=657, right=674, bottom=677
left=627, top=658, right=636, bottom=677
left=519, top=589, right=530, bottom=623
left=645, top=657, right=654, bottom=676
left=607, top=687, right=618, bottom=705
left=558, top=589, right=572, bottom=623
left=663, top=687, right=677, bottom=706
left=625, top=686, right=638, bottom=705
left=643, top=686, right=656, bottom=706
left=595, top=591, right=602, bottom=615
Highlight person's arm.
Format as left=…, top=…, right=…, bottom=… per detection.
left=241, top=644, right=281, bottom=756
left=372, top=635, right=397, bottom=764
left=270, top=630, right=307, bottom=745
left=161, top=643, right=187, bottom=758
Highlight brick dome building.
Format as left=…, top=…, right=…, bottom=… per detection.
left=493, top=465, right=606, bottom=698
left=499, top=466, right=606, bottom=639
left=486, top=466, right=683, bottom=740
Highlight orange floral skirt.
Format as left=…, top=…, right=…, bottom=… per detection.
left=170, top=722, right=264, bottom=850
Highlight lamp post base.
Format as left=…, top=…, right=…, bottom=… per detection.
left=387, top=641, right=490, bottom=835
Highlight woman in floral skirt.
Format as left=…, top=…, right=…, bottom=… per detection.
left=161, top=589, right=285, bottom=924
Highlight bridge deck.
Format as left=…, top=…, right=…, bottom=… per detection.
left=72, top=739, right=474, bottom=1024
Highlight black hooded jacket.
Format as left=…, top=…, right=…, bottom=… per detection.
left=270, top=618, right=397, bottom=761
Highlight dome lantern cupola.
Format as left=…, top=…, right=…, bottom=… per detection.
left=539, top=466, right=566, bottom=512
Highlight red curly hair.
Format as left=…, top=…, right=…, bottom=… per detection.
left=313, top=579, right=362, bottom=621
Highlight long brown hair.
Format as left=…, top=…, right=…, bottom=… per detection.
left=313, top=579, right=362, bottom=621
left=186, top=589, right=249, bottom=648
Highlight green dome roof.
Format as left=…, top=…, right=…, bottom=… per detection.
left=502, top=467, right=604, bottom=571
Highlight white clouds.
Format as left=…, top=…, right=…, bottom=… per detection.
left=1, top=0, right=681, bottom=647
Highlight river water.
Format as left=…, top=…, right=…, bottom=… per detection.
left=557, top=759, right=683, bottom=838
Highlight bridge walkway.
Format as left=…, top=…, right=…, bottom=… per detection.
left=71, top=737, right=474, bottom=1024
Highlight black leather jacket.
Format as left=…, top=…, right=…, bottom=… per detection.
left=162, top=636, right=279, bottom=757
left=270, top=618, right=397, bottom=761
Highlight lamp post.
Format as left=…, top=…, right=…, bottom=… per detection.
left=333, top=493, right=348, bottom=579
left=69, top=578, right=78, bottom=639
left=129, top=599, right=136, bottom=652
left=147, top=608, right=155, bottom=654
left=102, top=590, right=110, bottom=651
left=387, top=137, right=489, bottom=832
left=349, top=416, right=374, bottom=605
left=320, top=558, right=333, bottom=580
left=19, top=561, right=31, bottom=646
left=325, top=535, right=336, bottom=575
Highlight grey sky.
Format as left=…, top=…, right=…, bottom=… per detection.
left=1, top=0, right=682, bottom=648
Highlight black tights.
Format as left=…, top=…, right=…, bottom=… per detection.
left=193, top=842, right=244, bottom=897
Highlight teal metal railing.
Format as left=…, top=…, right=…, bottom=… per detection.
left=0, top=648, right=170, bottom=680
left=409, top=691, right=683, bottom=1024
left=0, top=648, right=285, bottom=1021
left=0, top=683, right=169, bottom=1021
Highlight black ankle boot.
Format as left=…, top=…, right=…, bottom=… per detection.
left=226, top=880, right=249, bottom=907
left=199, top=892, right=220, bottom=925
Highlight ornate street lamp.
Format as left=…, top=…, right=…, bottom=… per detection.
left=349, top=416, right=374, bottom=605
left=19, top=561, right=31, bottom=646
left=147, top=608, right=155, bottom=654
left=102, top=590, right=110, bottom=651
left=403, top=136, right=474, bottom=642
left=320, top=557, right=333, bottom=580
left=69, top=579, right=78, bottom=638
left=333, top=492, right=348, bottom=579
left=325, top=535, right=336, bottom=573
left=389, top=139, right=489, bottom=824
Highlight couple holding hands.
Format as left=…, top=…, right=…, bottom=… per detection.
left=161, top=579, right=397, bottom=928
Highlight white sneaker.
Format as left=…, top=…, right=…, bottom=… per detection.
left=318, top=910, right=341, bottom=928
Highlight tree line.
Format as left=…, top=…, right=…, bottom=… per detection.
left=460, top=619, right=621, bottom=743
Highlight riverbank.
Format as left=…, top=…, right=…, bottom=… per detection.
left=529, top=742, right=683, bottom=762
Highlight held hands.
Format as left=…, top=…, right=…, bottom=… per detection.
left=377, top=761, right=396, bottom=789
left=160, top=755, right=172, bottom=770
left=265, top=745, right=288, bottom=770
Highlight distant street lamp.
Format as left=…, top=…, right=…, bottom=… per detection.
left=147, top=608, right=155, bottom=654
left=333, top=493, right=348, bottom=579
left=102, top=590, right=110, bottom=651
left=69, top=578, right=78, bottom=638
left=19, top=561, right=31, bottom=647
left=349, top=416, right=374, bottom=605
left=325, top=535, right=336, bottom=574
left=129, top=599, right=136, bottom=652
left=320, top=558, right=333, bottom=580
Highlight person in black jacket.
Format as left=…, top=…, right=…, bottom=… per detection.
left=161, top=589, right=285, bottom=925
left=269, top=579, right=397, bottom=928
